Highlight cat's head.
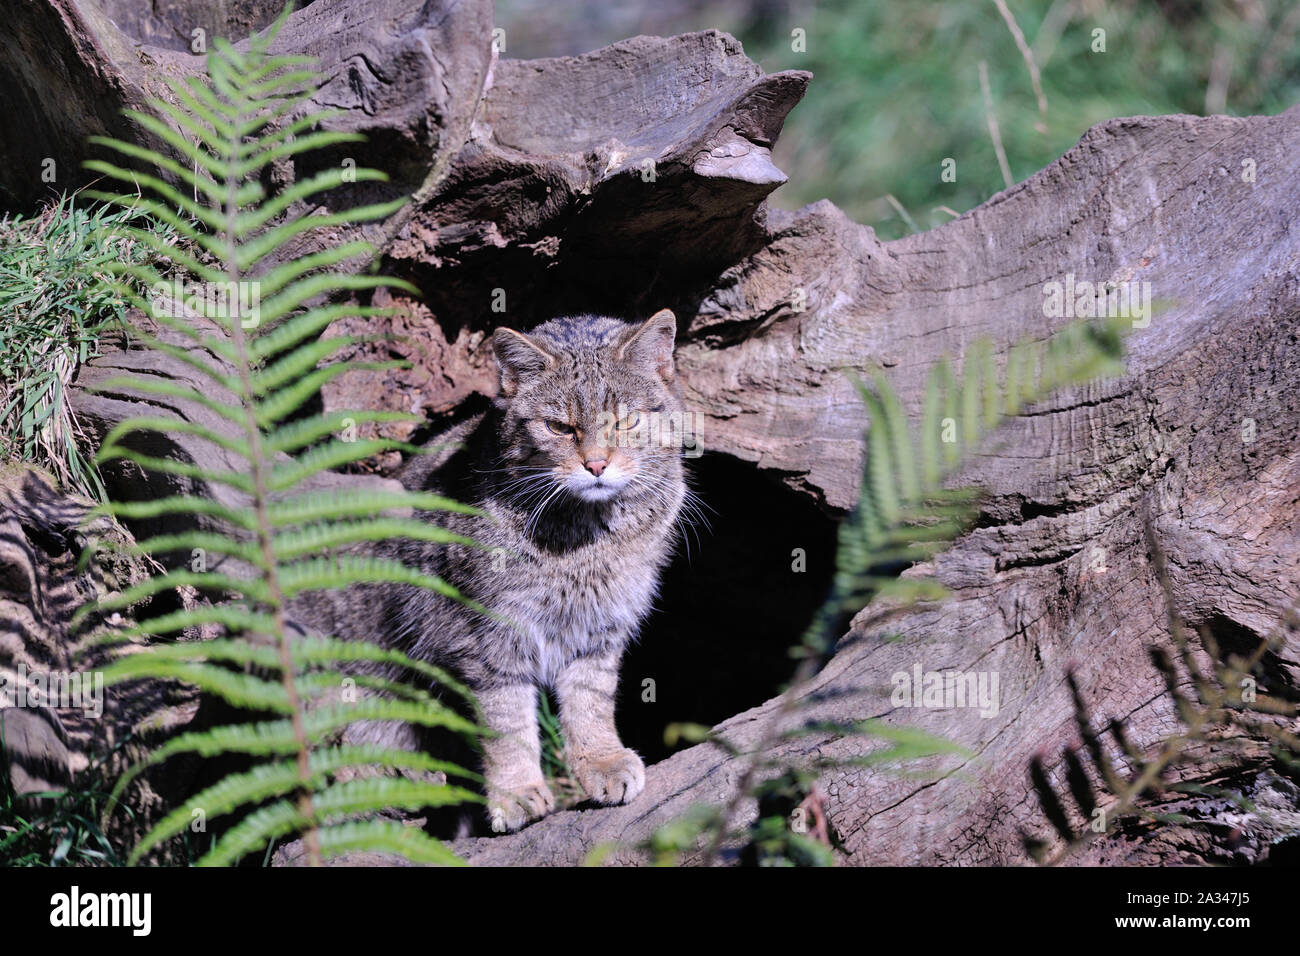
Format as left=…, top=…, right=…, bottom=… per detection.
left=491, top=310, right=686, bottom=504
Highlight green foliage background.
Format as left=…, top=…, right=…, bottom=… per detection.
left=497, top=0, right=1300, bottom=238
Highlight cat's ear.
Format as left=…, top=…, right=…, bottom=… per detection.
left=617, top=309, right=677, bottom=383
left=493, top=327, right=556, bottom=398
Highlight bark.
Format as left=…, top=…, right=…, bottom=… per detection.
left=1, top=0, right=493, bottom=250
left=4, top=0, right=1297, bottom=865
left=451, top=101, right=1300, bottom=865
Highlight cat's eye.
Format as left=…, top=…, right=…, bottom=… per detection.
left=616, top=412, right=641, bottom=430
left=544, top=420, right=575, bottom=436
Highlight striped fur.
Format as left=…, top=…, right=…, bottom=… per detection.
left=313, top=310, right=688, bottom=832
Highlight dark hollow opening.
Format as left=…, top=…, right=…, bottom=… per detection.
left=613, top=452, right=839, bottom=765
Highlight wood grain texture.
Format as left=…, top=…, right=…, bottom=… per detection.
left=6, top=1, right=1297, bottom=865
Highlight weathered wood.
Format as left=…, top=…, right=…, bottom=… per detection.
left=452, top=105, right=1300, bottom=865
left=1, top=0, right=493, bottom=249
left=7, top=0, right=1298, bottom=865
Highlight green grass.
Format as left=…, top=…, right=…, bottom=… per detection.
left=0, top=714, right=129, bottom=866
left=0, top=193, right=177, bottom=499
left=498, top=0, right=1300, bottom=242
left=538, top=691, right=569, bottom=782
left=745, top=0, right=1300, bottom=238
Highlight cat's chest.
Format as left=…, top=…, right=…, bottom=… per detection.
left=510, top=546, right=657, bottom=640
left=466, top=490, right=679, bottom=681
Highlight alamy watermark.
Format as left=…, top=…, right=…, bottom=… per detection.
left=891, top=664, right=1000, bottom=718
left=595, top=404, right=702, bottom=458
left=151, top=279, right=261, bottom=328
left=1, top=663, right=104, bottom=718
left=50, top=886, right=150, bottom=936
left=1042, top=273, right=1151, bottom=328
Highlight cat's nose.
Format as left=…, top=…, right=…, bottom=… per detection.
left=583, top=458, right=608, bottom=477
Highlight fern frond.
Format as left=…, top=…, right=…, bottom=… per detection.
left=251, top=303, right=399, bottom=359
left=315, top=820, right=466, bottom=866
left=860, top=383, right=902, bottom=524
left=263, top=409, right=419, bottom=456
left=132, top=746, right=480, bottom=862
left=97, top=635, right=280, bottom=667
left=94, top=445, right=254, bottom=493
left=312, top=776, right=481, bottom=821
left=116, top=107, right=232, bottom=181
left=82, top=7, right=490, bottom=867
left=92, top=494, right=259, bottom=532
left=81, top=190, right=227, bottom=261
left=266, top=487, right=480, bottom=527
left=252, top=360, right=404, bottom=427
left=287, top=635, right=478, bottom=708
left=874, top=370, right=919, bottom=505
left=236, top=199, right=408, bottom=272
left=234, top=107, right=347, bottom=162
left=686, top=316, right=1131, bottom=865
left=120, top=530, right=261, bottom=566
left=112, top=291, right=242, bottom=360
left=88, top=373, right=247, bottom=428
left=195, top=776, right=476, bottom=867
left=100, top=415, right=248, bottom=460
left=84, top=137, right=224, bottom=206
left=267, top=438, right=418, bottom=490
left=107, top=695, right=486, bottom=833
left=249, top=335, right=355, bottom=395
left=81, top=161, right=225, bottom=232
left=236, top=168, right=390, bottom=236
left=255, top=273, right=418, bottom=330
left=164, top=77, right=242, bottom=144
left=82, top=569, right=266, bottom=617
left=277, top=555, right=477, bottom=608
left=101, top=657, right=291, bottom=712
left=250, top=240, right=381, bottom=299
left=128, top=335, right=243, bottom=393
left=272, top=518, right=476, bottom=561
left=823, top=316, right=1130, bottom=647
left=235, top=126, right=365, bottom=178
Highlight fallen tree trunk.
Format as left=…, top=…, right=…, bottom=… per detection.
left=5, top=0, right=1296, bottom=865
left=450, top=100, right=1300, bottom=865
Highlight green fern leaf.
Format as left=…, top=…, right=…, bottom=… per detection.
left=266, top=487, right=479, bottom=527
left=81, top=6, right=491, bottom=867
left=316, top=820, right=466, bottom=866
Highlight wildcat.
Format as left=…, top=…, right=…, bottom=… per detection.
left=323, top=309, right=689, bottom=832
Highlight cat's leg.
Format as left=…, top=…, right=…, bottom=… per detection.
left=479, top=683, right=554, bottom=832
left=555, top=648, right=645, bottom=805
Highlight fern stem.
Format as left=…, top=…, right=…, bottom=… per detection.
left=217, top=67, right=321, bottom=867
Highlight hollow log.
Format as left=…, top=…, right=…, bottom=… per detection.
left=4, top=0, right=1297, bottom=865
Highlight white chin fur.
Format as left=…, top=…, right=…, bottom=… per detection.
left=567, top=476, right=625, bottom=502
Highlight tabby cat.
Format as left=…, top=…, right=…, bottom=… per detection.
left=359, top=309, right=688, bottom=832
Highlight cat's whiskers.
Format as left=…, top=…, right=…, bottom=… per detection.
left=488, top=465, right=562, bottom=507
left=495, top=472, right=555, bottom=500
left=522, top=479, right=569, bottom=538
left=509, top=483, right=564, bottom=526
left=627, top=467, right=711, bottom=560
left=622, top=470, right=695, bottom=560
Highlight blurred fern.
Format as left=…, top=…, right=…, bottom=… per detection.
left=1024, top=512, right=1300, bottom=864
left=650, top=314, right=1130, bottom=866
left=73, top=8, right=487, bottom=867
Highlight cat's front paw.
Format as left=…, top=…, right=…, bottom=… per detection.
left=572, top=748, right=645, bottom=805
left=487, top=780, right=555, bottom=833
